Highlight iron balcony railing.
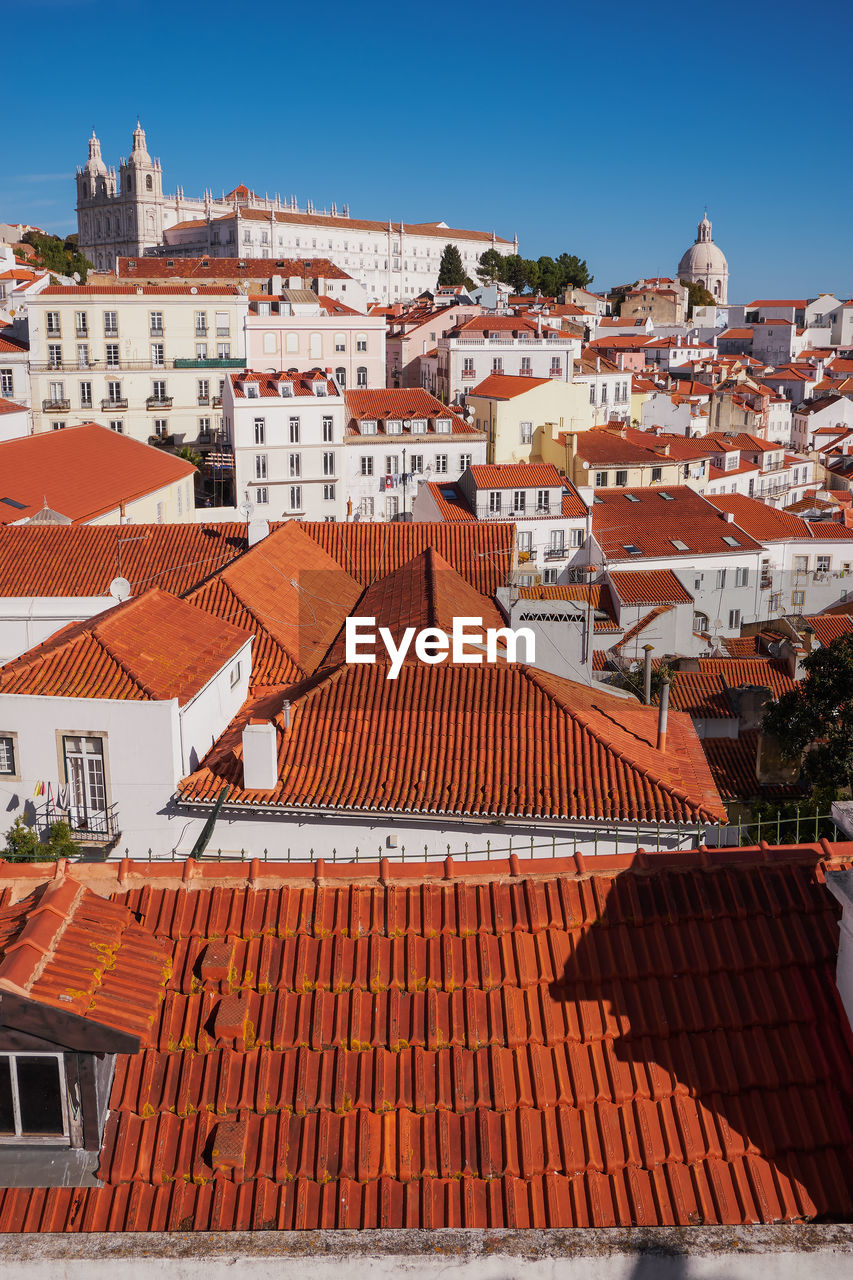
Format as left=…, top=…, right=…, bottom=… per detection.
left=146, top=396, right=173, bottom=409
left=31, top=357, right=245, bottom=372
left=41, top=398, right=70, bottom=411
left=101, top=397, right=128, bottom=410
left=38, top=800, right=121, bottom=847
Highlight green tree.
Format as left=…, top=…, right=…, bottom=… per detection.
left=763, top=633, right=853, bottom=792
left=501, top=255, right=532, bottom=294
left=680, top=278, right=716, bottom=318
left=23, top=231, right=92, bottom=282
left=475, top=248, right=505, bottom=285
left=176, top=444, right=203, bottom=469
left=1, top=817, right=76, bottom=862
left=556, top=253, right=593, bottom=290
left=536, top=256, right=560, bottom=297
left=438, top=243, right=466, bottom=287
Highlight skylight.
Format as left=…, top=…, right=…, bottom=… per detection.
left=670, top=539, right=689, bottom=551
left=622, top=544, right=643, bottom=556
left=625, top=494, right=640, bottom=502
left=0, top=497, right=26, bottom=509
left=659, top=492, right=675, bottom=501
left=722, top=535, right=742, bottom=547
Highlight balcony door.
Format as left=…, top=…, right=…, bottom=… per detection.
left=63, top=735, right=106, bottom=833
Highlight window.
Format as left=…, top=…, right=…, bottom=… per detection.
left=47, top=380, right=65, bottom=404
left=411, top=455, right=424, bottom=474
left=196, top=343, right=208, bottom=360
left=150, top=343, right=164, bottom=367
left=728, top=610, right=741, bottom=630
left=520, top=421, right=533, bottom=444
left=517, top=531, right=532, bottom=553
left=107, top=380, right=122, bottom=404
left=589, top=384, right=596, bottom=405
left=48, top=344, right=62, bottom=368
left=45, top=311, right=61, bottom=336
left=254, top=454, right=268, bottom=480
left=356, top=334, right=367, bottom=353
left=463, top=358, right=475, bottom=375
left=386, top=419, right=403, bottom=436
left=385, top=496, right=399, bottom=519
left=323, top=484, right=336, bottom=501
left=722, top=535, right=742, bottom=548
left=255, top=487, right=269, bottom=505
left=435, top=454, right=448, bottom=474
left=105, top=343, right=119, bottom=368
left=198, top=379, right=209, bottom=403
left=550, top=529, right=565, bottom=552
left=520, top=357, right=532, bottom=373
left=594, top=472, right=608, bottom=487
left=75, top=311, right=88, bottom=337
left=360, top=456, right=374, bottom=476
left=816, top=555, right=831, bottom=572
left=459, top=453, right=472, bottom=472
left=360, top=497, right=374, bottom=518
left=152, top=379, right=166, bottom=401
left=794, top=556, right=808, bottom=573
left=246, top=383, right=259, bottom=399
left=289, top=454, right=301, bottom=477
left=318, top=451, right=334, bottom=477
left=198, top=417, right=211, bottom=436
left=735, top=567, right=749, bottom=587
left=334, top=334, right=346, bottom=353
left=536, top=489, right=550, bottom=512
left=103, top=311, right=118, bottom=336
left=229, top=661, right=241, bottom=688
left=651, top=466, right=662, bottom=482
left=715, top=569, right=727, bottom=589
left=322, top=416, right=334, bottom=442
left=215, top=312, right=229, bottom=336
left=694, top=612, right=709, bottom=632
left=335, top=367, right=346, bottom=389
left=108, top=420, right=123, bottom=433
left=253, top=417, right=265, bottom=445
left=76, top=342, right=89, bottom=366
left=543, top=569, right=558, bottom=584
left=792, top=590, right=805, bottom=606
left=289, top=416, right=300, bottom=444
left=0, top=1054, right=68, bottom=1140
left=386, top=455, right=399, bottom=475
left=289, top=485, right=302, bottom=511
left=513, top=490, right=526, bottom=513
left=615, top=470, right=628, bottom=486
left=570, top=529, right=584, bottom=547
left=51, top=421, right=66, bottom=431
left=149, top=311, right=163, bottom=336
left=217, top=343, right=231, bottom=359
left=550, top=357, right=562, bottom=376
left=360, top=419, right=377, bottom=436
left=153, top=418, right=168, bottom=438
left=492, top=357, right=503, bottom=372
left=0, top=735, right=16, bottom=776
left=195, top=312, right=207, bottom=336
left=357, top=366, right=367, bottom=387
left=0, top=370, right=11, bottom=396
left=63, top=735, right=106, bottom=832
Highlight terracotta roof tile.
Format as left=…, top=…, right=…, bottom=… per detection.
left=467, top=373, right=552, bottom=399
left=608, top=570, right=692, bottom=606
left=666, top=659, right=797, bottom=719
left=38, top=284, right=240, bottom=296
left=0, top=522, right=249, bottom=597
left=231, top=370, right=337, bottom=398
left=0, top=423, right=196, bottom=525
left=593, top=487, right=763, bottom=559
left=469, top=463, right=564, bottom=490
left=179, top=662, right=726, bottom=824
left=701, top=731, right=806, bottom=801
left=0, top=846, right=850, bottom=1229
left=116, top=255, right=352, bottom=281
left=0, top=588, right=249, bottom=704
left=802, top=614, right=853, bottom=646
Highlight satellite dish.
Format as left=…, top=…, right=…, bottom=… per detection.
left=239, top=498, right=255, bottom=520
left=190, top=286, right=198, bottom=294
left=713, top=618, right=724, bottom=630
left=109, top=576, right=131, bottom=602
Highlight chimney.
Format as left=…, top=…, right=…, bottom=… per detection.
left=281, top=699, right=291, bottom=730
left=643, top=644, right=654, bottom=705
left=656, top=680, right=670, bottom=752
left=241, top=719, right=278, bottom=791
left=248, top=519, right=269, bottom=548
left=724, top=511, right=735, bottom=522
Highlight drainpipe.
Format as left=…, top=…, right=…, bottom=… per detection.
left=643, top=644, right=654, bottom=705
left=657, top=680, right=671, bottom=752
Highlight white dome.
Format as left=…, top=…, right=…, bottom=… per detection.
left=128, top=121, right=152, bottom=167
left=678, top=239, right=728, bottom=277
left=84, top=130, right=107, bottom=177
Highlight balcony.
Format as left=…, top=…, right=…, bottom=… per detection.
left=75, top=328, right=88, bottom=339
left=545, top=547, right=568, bottom=560
left=38, top=800, right=120, bottom=849
left=30, top=356, right=246, bottom=373
left=101, top=397, right=128, bottom=410
left=461, top=368, right=477, bottom=379
left=146, top=395, right=173, bottom=409
left=149, top=329, right=165, bottom=338
left=198, top=395, right=210, bottom=405
left=173, top=357, right=245, bottom=369
left=212, top=395, right=222, bottom=407
left=42, top=398, right=70, bottom=411
left=195, top=327, right=208, bottom=338
left=216, top=327, right=230, bottom=337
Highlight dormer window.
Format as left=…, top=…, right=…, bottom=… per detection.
left=410, top=418, right=427, bottom=432
left=0, top=1053, right=69, bottom=1142
left=435, top=417, right=451, bottom=433
left=246, top=384, right=259, bottom=399
left=314, top=382, right=327, bottom=397
left=360, top=419, right=378, bottom=435
left=386, top=419, right=403, bottom=434
left=278, top=380, right=293, bottom=397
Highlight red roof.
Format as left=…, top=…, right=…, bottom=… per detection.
left=0, top=845, right=850, bottom=1230
left=0, top=334, right=28, bottom=352
left=180, top=662, right=725, bottom=824
left=231, top=370, right=338, bottom=398
left=344, top=388, right=466, bottom=429
left=0, top=396, right=26, bottom=415
left=803, top=614, right=853, bottom=647
left=709, top=495, right=853, bottom=543
left=592, top=487, right=763, bottom=560
left=608, top=569, right=693, bottom=606
left=702, top=731, right=805, bottom=801
left=469, top=463, right=564, bottom=490
left=468, top=373, right=552, bottom=399
left=38, top=284, right=240, bottom=296
left=0, top=877, right=170, bottom=1040
left=0, top=588, right=249, bottom=704
left=666, top=659, right=797, bottom=719
left=571, top=430, right=668, bottom=467
left=0, top=423, right=196, bottom=524
left=0, top=522, right=249, bottom=597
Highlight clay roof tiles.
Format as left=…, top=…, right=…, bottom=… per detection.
left=0, top=423, right=197, bottom=525
left=0, top=846, right=851, bottom=1229
left=666, top=658, right=797, bottom=719
left=0, top=588, right=250, bottom=704
left=592, top=487, right=763, bottom=560
left=467, top=373, right=552, bottom=399
left=178, top=662, right=726, bottom=824
left=608, top=570, right=693, bottom=606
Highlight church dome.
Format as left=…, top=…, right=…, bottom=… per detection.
left=677, top=212, right=728, bottom=302
left=128, top=120, right=152, bottom=167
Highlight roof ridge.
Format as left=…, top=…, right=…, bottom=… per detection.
left=0, top=877, right=84, bottom=996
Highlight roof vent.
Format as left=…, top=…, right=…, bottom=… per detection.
left=241, top=720, right=278, bottom=791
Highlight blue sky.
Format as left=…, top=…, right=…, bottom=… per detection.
left=3, top=0, right=851, bottom=300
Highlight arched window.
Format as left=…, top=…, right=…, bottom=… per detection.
left=285, top=333, right=298, bottom=354
left=357, top=366, right=367, bottom=387
left=146, top=174, right=153, bottom=191
left=82, top=182, right=88, bottom=198
left=263, top=332, right=276, bottom=354
left=715, top=280, right=721, bottom=296
left=335, top=367, right=346, bottom=389
left=693, top=612, right=709, bottom=633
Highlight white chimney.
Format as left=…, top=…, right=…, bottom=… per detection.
left=248, top=519, right=269, bottom=548
left=242, top=720, right=278, bottom=791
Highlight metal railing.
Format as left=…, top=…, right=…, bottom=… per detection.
left=41, top=398, right=69, bottom=411
left=31, top=357, right=245, bottom=373
left=101, top=397, right=128, bottom=410
left=38, top=801, right=120, bottom=846
left=108, top=808, right=841, bottom=864
left=146, top=396, right=173, bottom=409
